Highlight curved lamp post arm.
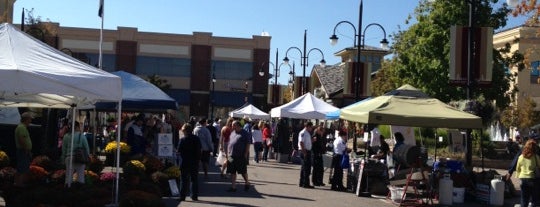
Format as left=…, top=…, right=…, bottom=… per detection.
left=362, top=23, right=389, bottom=49
left=329, top=20, right=358, bottom=47
left=283, top=47, right=303, bottom=65
left=259, top=61, right=275, bottom=77
left=307, top=48, right=326, bottom=67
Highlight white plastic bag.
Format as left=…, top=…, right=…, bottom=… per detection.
left=215, top=151, right=226, bottom=166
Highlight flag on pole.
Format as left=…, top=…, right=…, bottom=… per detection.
left=98, top=0, right=104, bottom=18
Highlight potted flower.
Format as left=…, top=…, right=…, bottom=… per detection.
left=104, top=141, right=131, bottom=166
left=49, top=169, right=66, bottom=185
left=0, top=151, right=10, bottom=169
left=163, top=166, right=180, bottom=180
left=28, top=165, right=48, bottom=184
left=142, top=155, right=164, bottom=174
left=123, top=160, right=146, bottom=185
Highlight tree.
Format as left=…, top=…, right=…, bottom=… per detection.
left=146, top=74, right=171, bottom=91
left=509, top=0, right=540, bottom=25
left=370, top=58, right=401, bottom=96
left=501, top=95, right=540, bottom=130
left=385, top=0, right=520, bottom=113
left=23, top=9, right=56, bottom=41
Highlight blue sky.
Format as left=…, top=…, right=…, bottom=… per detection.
left=13, top=0, right=523, bottom=85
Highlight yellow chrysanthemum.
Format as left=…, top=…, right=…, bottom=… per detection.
left=163, top=166, right=180, bottom=179
left=104, top=141, right=131, bottom=154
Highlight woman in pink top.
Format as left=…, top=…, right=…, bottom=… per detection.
left=262, top=122, right=272, bottom=161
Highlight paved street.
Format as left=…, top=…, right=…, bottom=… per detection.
left=161, top=152, right=522, bottom=207
left=163, top=156, right=397, bottom=207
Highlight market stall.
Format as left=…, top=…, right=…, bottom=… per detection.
left=229, top=103, right=270, bottom=120
left=0, top=23, right=123, bottom=203
left=338, top=84, right=484, bottom=205
left=270, top=92, right=339, bottom=120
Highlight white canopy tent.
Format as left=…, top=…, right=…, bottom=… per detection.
left=229, top=103, right=270, bottom=120
left=270, top=92, right=339, bottom=120
left=0, top=23, right=121, bottom=108
left=0, top=23, right=122, bottom=194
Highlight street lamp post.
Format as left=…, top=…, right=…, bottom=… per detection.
left=288, top=62, right=296, bottom=99
left=211, top=72, right=216, bottom=120
left=260, top=56, right=293, bottom=106
left=329, top=0, right=388, bottom=155
left=329, top=0, right=388, bottom=198
left=329, top=0, right=388, bottom=102
left=283, top=30, right=326, bottom=95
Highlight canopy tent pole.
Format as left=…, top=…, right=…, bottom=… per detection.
left=113, top=102, right=122, bottom=205
left=67, top=105, right=77, bottom=188
left=91, top=108, right=97, bottom=155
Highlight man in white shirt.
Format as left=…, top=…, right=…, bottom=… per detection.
left=331, top=130, right=348, bottom=191
left=298, top=121, right=314, bottom=188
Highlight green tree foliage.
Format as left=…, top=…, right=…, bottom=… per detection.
left=386, top=0, right=516, bottom=110
left=146, top=74, right=171, bottom=92
left=370, top=59, right=400, bottom=96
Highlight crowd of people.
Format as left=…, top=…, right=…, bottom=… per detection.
left=11, top=111, right=398, bottom=202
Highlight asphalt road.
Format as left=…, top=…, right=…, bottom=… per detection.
left=163, top=155, right=398, bottom=207
left=160, top=152, right=522, bottom=207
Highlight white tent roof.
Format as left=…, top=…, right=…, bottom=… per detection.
left=0, top=23, right=121, bottom=108
left=270, top=92, right=339, bottom=119
left=229, top=103, right=270, bottom=120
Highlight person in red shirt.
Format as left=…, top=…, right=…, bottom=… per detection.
left=262, top=122, right=272, bottom=162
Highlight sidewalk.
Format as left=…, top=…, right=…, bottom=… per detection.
left=162, top=153, right=522, bottom=207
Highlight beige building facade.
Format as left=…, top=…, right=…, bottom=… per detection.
left=493, top=26, right=540, bottom=110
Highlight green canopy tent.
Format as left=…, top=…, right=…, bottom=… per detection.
left=340, top=84, right=482, bottom=129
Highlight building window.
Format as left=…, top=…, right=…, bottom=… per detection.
left=213, top=60, right=253, bottom=80
left=531, top=61, right=540, bottom=84
left=136, top=56, right=191, bottom=77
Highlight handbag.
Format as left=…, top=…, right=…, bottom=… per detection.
left=340, top=151, right=350, bottom=169
left=266, top=138, right=272, bottom=146
left=73, top=134, right=90, bottom=164
left=215, top=150, right=226, bottom=166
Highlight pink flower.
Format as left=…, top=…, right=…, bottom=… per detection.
left=100, top=172, right=116, bottom=182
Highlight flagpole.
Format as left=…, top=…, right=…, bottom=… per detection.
left=98, top=0, right=104, bottom=70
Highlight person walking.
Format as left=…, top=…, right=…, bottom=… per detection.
left=515, top=139, right=540, bottom=207
left=312, top=124, right=327, bottom=186
left=262, top=122, right=272, bottom=162
left=194, top=118, right=213, bottom=178
left=14, top=112, right=33, bottom=187
left=212, top=118, right=222, bottom=157
left=251, top=123, right=263, bottom=163
left=177, top=123, right=202, bottom=201
left=226, top=120, right=251, bottom=192
left=219, top=118, right=234, bottom=178
left=331, top=130, right=348, bottom=191
left=62, top=121, right=90, bottom=186
left=298, top=121, right=314, bottom=188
